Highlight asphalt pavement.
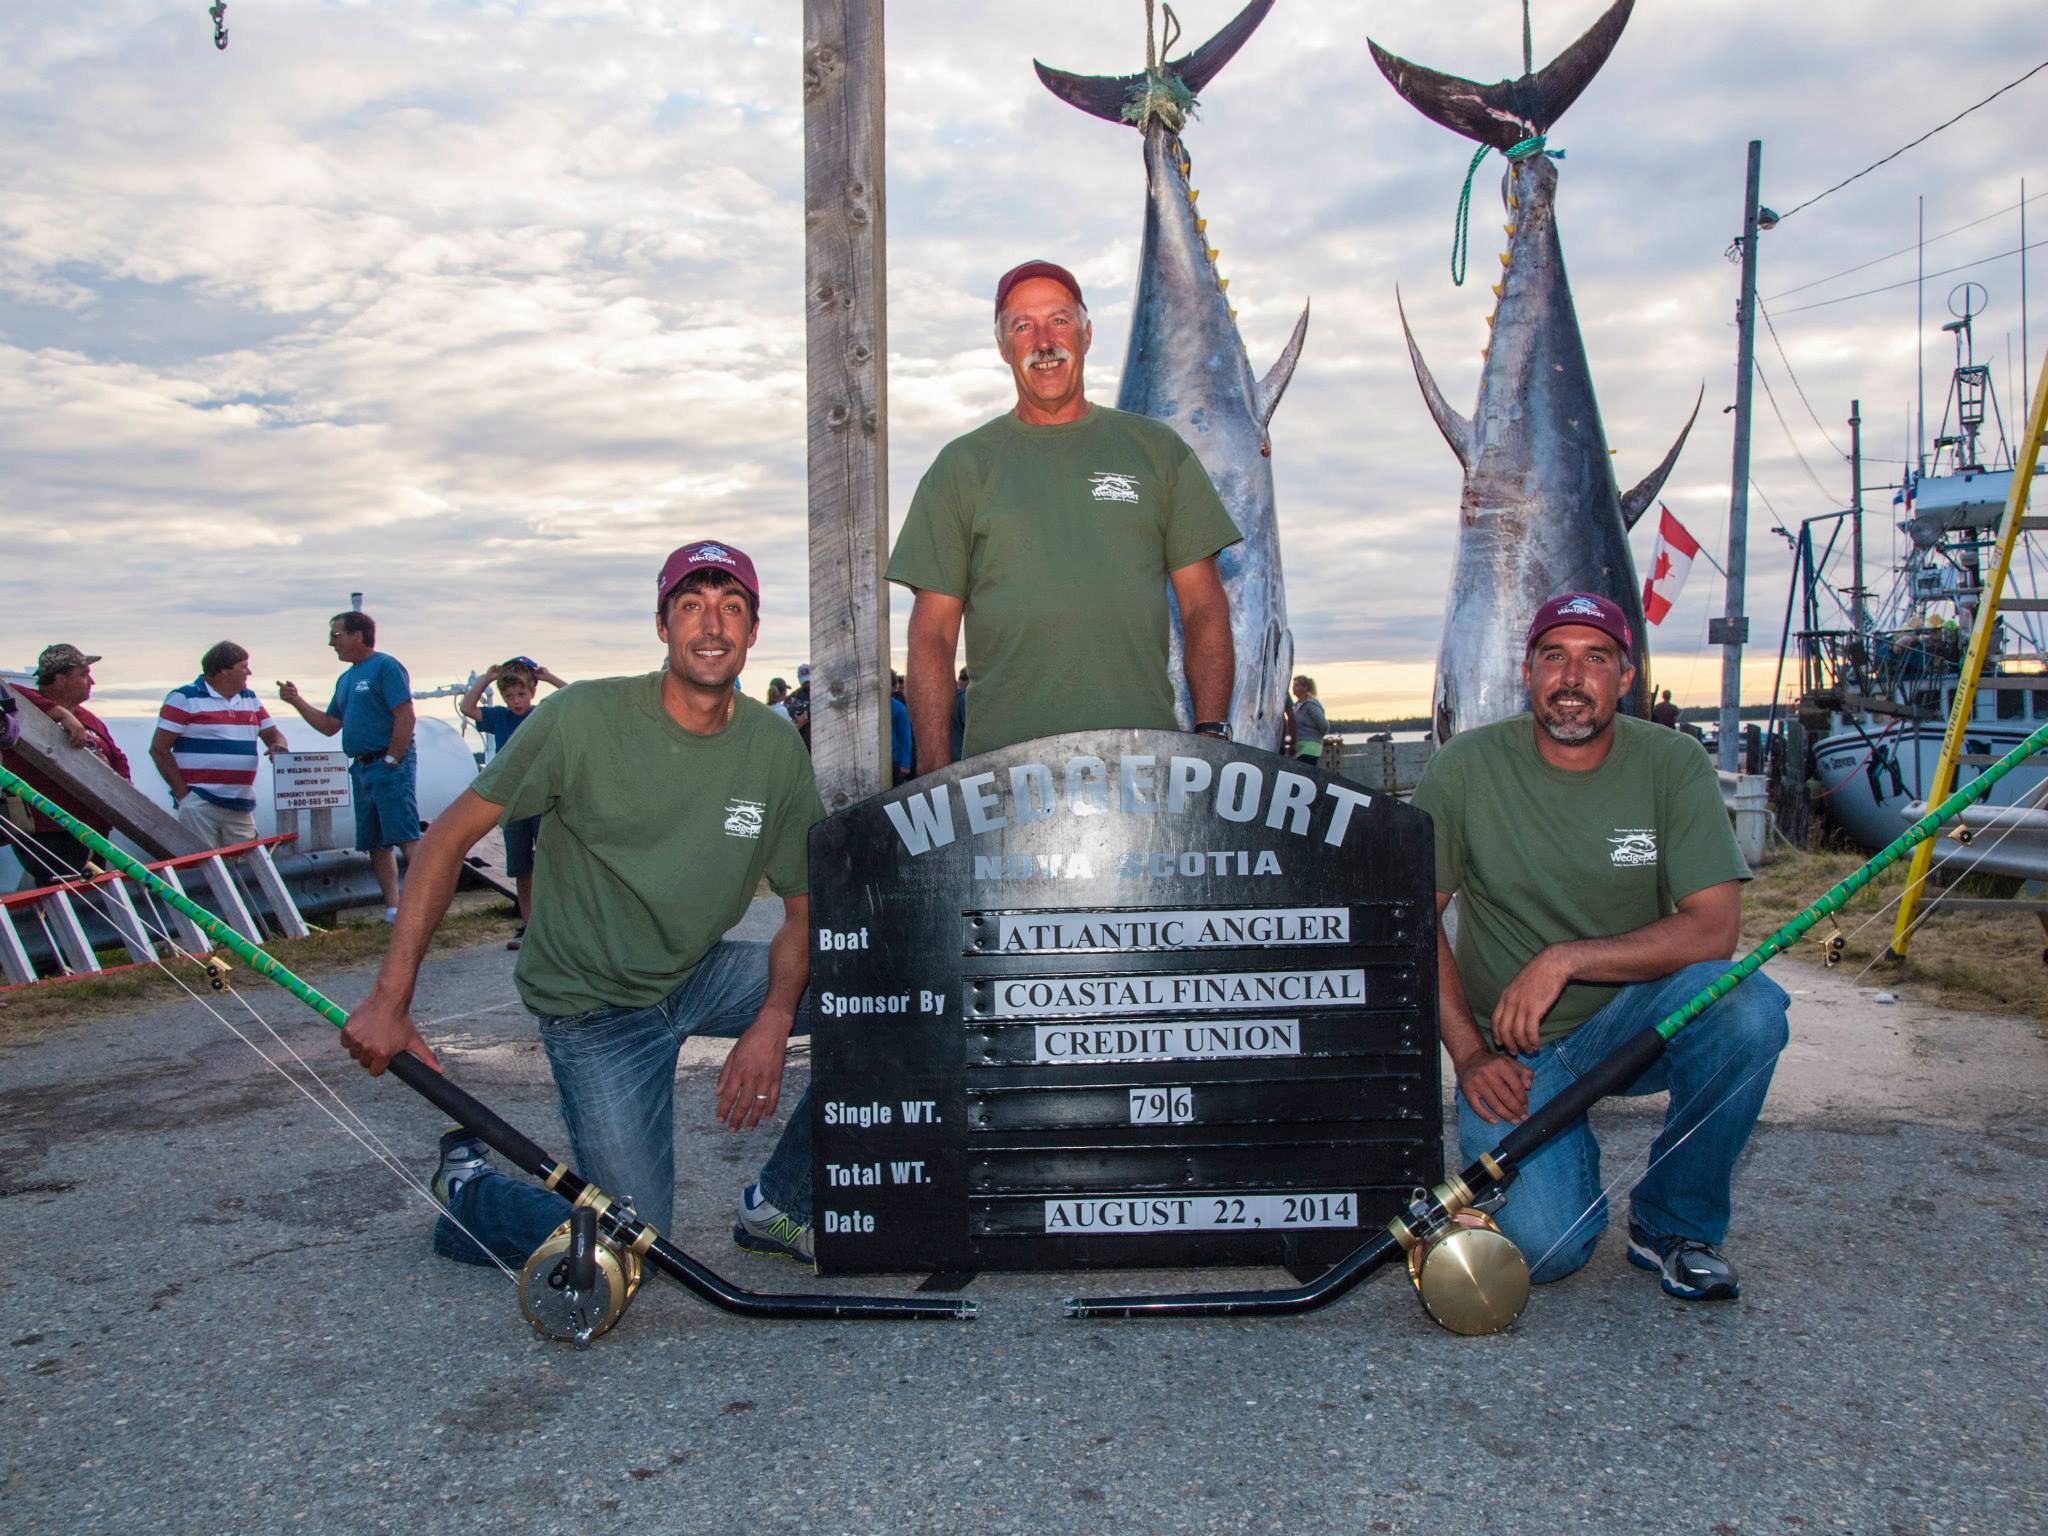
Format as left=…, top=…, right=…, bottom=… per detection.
left=2, top=901, right=2044, bottom=1535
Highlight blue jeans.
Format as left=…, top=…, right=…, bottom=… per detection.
left=434, top=940, right=813, bottom=1267
left=1456, top=961, right=1790, bottom=1284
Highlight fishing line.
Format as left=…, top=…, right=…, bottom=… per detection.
left=0, top=823, right=519, bottom=1282
left=1522, top=1050, right=1780, bottom=1281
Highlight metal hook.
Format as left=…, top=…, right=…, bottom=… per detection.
left=210, top=1, right=228, bottom=50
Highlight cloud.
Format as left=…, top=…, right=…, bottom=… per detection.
left=3, top=0, right=2042, bottom=720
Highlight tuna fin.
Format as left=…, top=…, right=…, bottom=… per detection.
left=1035, top=0, right=1275, bottom=125
left=1256, top=300, right=1311, bottom=428
left=1618, top=385, right=1703, bottom=530
left=1367, top=0, right=1635, bottom=151
left=1396, top=287, right=1473, bottom=471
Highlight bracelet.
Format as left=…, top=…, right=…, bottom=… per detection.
left=1194, top=721, right=1231, bottom=740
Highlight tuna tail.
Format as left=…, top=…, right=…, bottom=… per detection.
left=1395, top=287, right=1474, bottom=471
left=1256, top=301, right=1311, bottom=428
left=1034, top=0, right=1276, bottom=125
left=1367, top=0, right=1635, bottom=150
left=1619, top=386, right=1704, bottom=530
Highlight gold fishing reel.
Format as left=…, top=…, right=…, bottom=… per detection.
left=1394, top=1175, right=1531, bottom=1336
left=517, top=1199, right=644, bottom=1344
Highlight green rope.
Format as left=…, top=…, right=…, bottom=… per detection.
left=1450, top=133, right=1559, bottom=287
left=0, top=765, right=350, bottom=1028
left=1649, top=718, right=2048, bottom=1043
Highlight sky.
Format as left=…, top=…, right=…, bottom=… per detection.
left=3, top=0, right=2043, bottom=724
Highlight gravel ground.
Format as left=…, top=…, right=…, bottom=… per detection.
left=3, top=901, right=2044, bottom=1536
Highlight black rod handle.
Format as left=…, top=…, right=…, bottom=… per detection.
left=388, top=1051, right=557, bottom=1180
left=1491, top=1025, right=1666, bottom=1170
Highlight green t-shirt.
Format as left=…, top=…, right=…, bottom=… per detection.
left=470, top=675, right=822, bottom=1019
left=887, top=406, right=1241, bottom=757
left=1409, top=714, right=1750, bottom=1045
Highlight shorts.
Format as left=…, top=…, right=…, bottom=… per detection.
left=503, top=813, right=541, bottom=877
left=350, top=753, right=421, bottom=851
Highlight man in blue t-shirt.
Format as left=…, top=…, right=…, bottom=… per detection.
left=280, top=611, right=419, bottom=921
left=459, top=655, right=566, bottom=942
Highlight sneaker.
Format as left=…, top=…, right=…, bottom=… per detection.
left=732, top=1182, right=815, bottom=1265
left=381, top=906, right=400, bottom=925
left=432, top=1128, right=491, bottom=1208
left=1627, top=1222, right=1740, bottom=1300
left=507, top=924, right=525, bottom=952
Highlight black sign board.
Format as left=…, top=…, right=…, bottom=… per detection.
left=808, top=729, right=1440, bottom=1274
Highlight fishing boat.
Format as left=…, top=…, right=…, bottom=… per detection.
left=1780, top=295, right=2048, bottom=877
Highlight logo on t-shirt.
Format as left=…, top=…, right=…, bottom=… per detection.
left=724, top=798, right=766, bottom=838
left=1608, top=829, right=1658, bottom=867
left=1088, top=471, right=1141, bottom=504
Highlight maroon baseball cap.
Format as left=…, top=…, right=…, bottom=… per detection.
left=656, top=541, right=760, bottom=612
left=994, top=260, right=1085, bottom=318
left=1525, top=592, right=1633, bottom=654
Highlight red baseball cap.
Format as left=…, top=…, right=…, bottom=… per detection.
left=1525, top=592, right=1633, bottom=654
left=994, top=260, right=1085, bottom=318
left=656, top=541, right=760, bottom=613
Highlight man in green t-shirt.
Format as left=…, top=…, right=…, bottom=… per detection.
left=1410, top=592, right=1789, bottom=1302
left=890, top=259, right=1242, bottom=767
left=340, top=542, right=828, bottom=1269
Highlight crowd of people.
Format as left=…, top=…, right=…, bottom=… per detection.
left=3, top=256, right=1787, bottom=1309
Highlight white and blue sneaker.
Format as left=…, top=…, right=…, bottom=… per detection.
left=1627, top=1222, right=1740, bottom=1300
left=431, top=1128, right=491, bottom=1208
left=733, top=1182, right=815, bottom=1266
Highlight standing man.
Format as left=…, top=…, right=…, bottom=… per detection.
left=1651, top=688, right=1680, bottom=728
left=151, top=641, right=290, bottom=849
left=890, top=259, right=1239, bottom=770
left=337, top=542, right=824, bottom=1269
left=279, top=612, right=418, bottom=923
left=889, top=672, right=914, bottom=785
left=1, top=645, right=132, bottom=887
left=1410, top=593, right=1788, bottom=1301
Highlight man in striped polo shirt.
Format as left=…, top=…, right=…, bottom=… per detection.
left=150, top=641, right=290, bottom=848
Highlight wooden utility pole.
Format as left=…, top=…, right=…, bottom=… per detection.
left=803, top=0, right=891, bottom=813
left=1716, top=140, right=1763, bottom=774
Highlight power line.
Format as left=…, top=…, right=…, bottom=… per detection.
left=1753, top=354, right=1841, bottom=505
left=1764, top=189, right=2048, bottom=302
left=1770, top=237, right=2048, bottom=316
left=1776, top=58, right=2048, bottom=223
left=1757, top=296, right=1848, bottom=459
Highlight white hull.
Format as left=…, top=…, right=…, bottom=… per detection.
left=2, top=714, right=478, bottom=889
left=1813, top=717, right=2048, bottom=880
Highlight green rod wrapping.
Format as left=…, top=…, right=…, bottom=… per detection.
left=0, top=765, right=349, bottom=1027
left=1650, top=718, right=2048, bottom=1043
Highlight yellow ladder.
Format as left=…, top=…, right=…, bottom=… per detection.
left=1887, top=356, right=2048, bottom=957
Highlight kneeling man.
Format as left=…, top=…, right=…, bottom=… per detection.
left=1410, top=593, right=1789, bottom=1299
left=340, top=541, right=823, bottom=1267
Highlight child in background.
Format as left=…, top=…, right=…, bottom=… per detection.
left=459, top=657, right=565, bottom=946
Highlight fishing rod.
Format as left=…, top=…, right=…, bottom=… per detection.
left=0, top=766, right=973, bottom=1335
left=1065, top=718, right=2048, bottom=1331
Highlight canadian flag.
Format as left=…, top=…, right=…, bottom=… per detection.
left=1641, top=505, right=1701, bottom=625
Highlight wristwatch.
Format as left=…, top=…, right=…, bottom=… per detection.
left=382, top=753, right=399, bottom=767
left=1194, top=721, right=1231, bottom=740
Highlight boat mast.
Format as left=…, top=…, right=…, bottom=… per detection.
left=1850, top=399, right=1866, bottom=652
